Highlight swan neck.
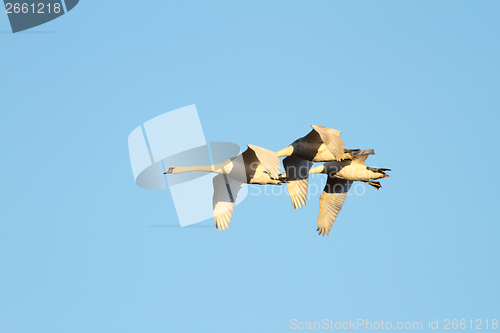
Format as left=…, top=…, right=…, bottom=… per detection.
left=174, top=165, right=215, bottom=173
left=276, top=145, right=294, bottom=157
left=309, top=164, right=325, bottom=174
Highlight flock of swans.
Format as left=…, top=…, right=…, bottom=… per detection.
left=164, top=125, right=391, bottom=235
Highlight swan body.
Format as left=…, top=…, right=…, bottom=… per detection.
left=335, top=163, right=386, bottom=181
left=165, top=144, right=283, bottom=230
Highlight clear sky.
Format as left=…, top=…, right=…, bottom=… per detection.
left=1, top=1, right=499, bottom=332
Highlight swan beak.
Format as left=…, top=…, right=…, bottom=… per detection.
left=164, top=167, right=174, bottom=174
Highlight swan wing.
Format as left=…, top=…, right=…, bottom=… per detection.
left=212, top=174, right=244, bottom=231
left=284, top=156, right=313, bottom=209
left=350, top=149, right=375, bottom=165
left=245, top=144, right=281, bottom=179
left=317, top=177, right=353, bottom=236
left=357, top=149, right=375, bottom=155
left=310, top=125, right=345, bottom=161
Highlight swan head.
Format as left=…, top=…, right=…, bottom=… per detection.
left=164, top=167, right=176, bottom=174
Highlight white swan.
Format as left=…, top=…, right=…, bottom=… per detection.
left=309, top=150, right=391, bottom=236
left=276, top=125, right=356, bottom=210
left=164, top=144, right=282, bottom=230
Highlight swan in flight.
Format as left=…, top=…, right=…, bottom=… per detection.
left=164, top=145, right=282, bottom=230
left=276, top=125, right=358, bottom=210
left=309, top=149, right=391, bottom=236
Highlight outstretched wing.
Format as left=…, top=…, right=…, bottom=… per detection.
left=350, top=149, right=375, bottom=165
left=310, top=125, right=345, bottom=161
left=317, top=177, right=353, bottom=236
left=284, top=156, right=313, bottom=209
left=243, top=144, right=281, bottom=179
left=212, top=174, right=244, bottom=231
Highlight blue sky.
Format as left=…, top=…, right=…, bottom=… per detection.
left=1, top=1, right=499, bottom=332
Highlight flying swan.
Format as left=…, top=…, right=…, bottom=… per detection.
left=276, top=125, right=356, bottom=210
left=309, top=149, right=391, bottom=236
left=164, top=145, right=283, bottom=230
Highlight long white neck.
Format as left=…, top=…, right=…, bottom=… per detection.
left=276, top=145, right=294, bottom=157
left=309, top=164, right=325, bottom=174
left=173, top=165, right=216, bottom=174
left=172, top=159, right=233, bottom=174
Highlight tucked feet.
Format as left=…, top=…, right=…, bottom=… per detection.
left=363, top=180, right=382, bottom=190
